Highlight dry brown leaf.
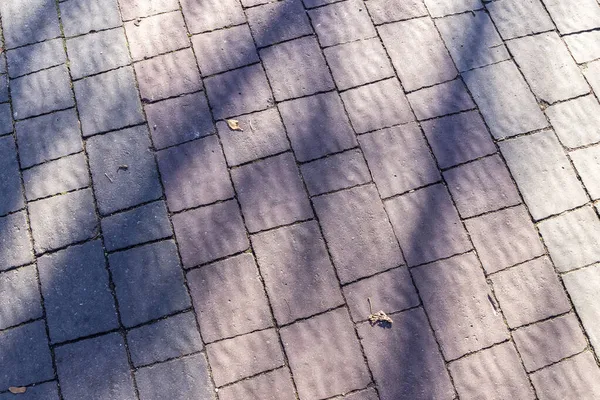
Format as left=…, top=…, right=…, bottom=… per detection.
left=9, top=387, right=27, bottom=394
left=367, top=297, right=393, bottom=327
left=226, top=119, right=243, bottom=131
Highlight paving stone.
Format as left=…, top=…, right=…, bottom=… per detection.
left=172, top=200, right=249, bottom=268
left=542, top=0, right=600, bottom=34
left=181, top=0, right=245, bottom=33
left=340, top=78, right=413, bottom=134
left=207, top=328, right=284, bottom=386
left=359, top=123, right=440, bottom=198
left=513, top=313, right=587, bottom=372
left=6, top=39, right=65, bottom=78
left=413, top=252, right=508, bottom=360
left=324, top=38, right=394, bottom=90
left=278, top=92, right=357, bottom=162
left=127, top=311, right=203, bottom=367
left=28, top=189, right=98, bottom=254
left=125, top=11, right=189, bottom=61
left=583, top=60, right=600, bottom=95
left=0, top=321, right=54, bottom=391
left=507, top=32, right=589, bottom=104
left=571, top=144, right=600, bottom=200
left=66, top=28, right=131, bottom=80
left=231, top=153, right=313, bottom=232
left=303, top=0, right=338, bottom=7
left=0, top=56, right=5, bottom=75
left=499, top=130, right=587, bottom=220
left=135, top=49, right=202, bottom=102
left=218, top=368, right=296, bottom=400
left=0, top=381, right=59, bottom=400
left=187, top=253, right=272, bottom=343
left=38, top=241, right=118, bottom=343
left=465, top=205, right=544, bottom=274
left=449, top=342, right=535, bottom=399
left=424, top=0, right=483, bottom=17
left=308, top=0, right=376, bottom=47
left=102, top=201, right=172, bottom=252
left=15, top=109, right=83, bottom=168
left=246, top=0, right=313, bottom=48
left=378, top=17, right=457, bottom=91
left=119, top=0, right=179, bottom=20
left=204, top=64, right=274, bottom=120
left=260, top=37, right=335, bottom=101
left=539, top=206, right=600, bottom=272
left=463, top=61, right=548, bottom=139
left=300, top=149, right=371, bottom=196
left=0, top=265, right=42, bottom=330
left=74, top=67, right=144, bottom=136
left=365, top=0, right=427, bottom=24
left=217, top=108, right=289, bottom=166
left=109, top=240, right=191, bottom=327
left=157, top=135, right=233, bottom=212
left=407, top=79, right=475, bottom=120
left=55, top=333, right=136, bottom=400
left=281, top=308, right=370, bottom=400
left=135, top=354, right=214, bottom=400
left=23, top=153, right=90, bottom=201
left=343, top=267, right=419, bottom=322
left=0, top=75, right=8, bottom=104
left=0, top=136, right=25, bottom=216
left=564, top=31, right=600, bottom=63
left=192, top=25, right=259, bottom=76
left=11, top=65, right=74, bottom=120
left=531, top=351, right=600, bottom=400
left=385, top=184, right=471, bottom=266
left=0, top=104, right=12, bottom=136
left=59, top=0, right=121, bottom=37
left=251, top=221, right=344, bottom=325
left=0, top=0, right=61, bottom=49
left=357, top=308, right=454, bottom=400
left=343, top=388, right=379, bottom=400
left=0, top=212, right=33, bottom=272
left=315, top=186, right=403, bottom=283
left=87, top=125, right=162, bottom=215
left=486, top=0, right=556, bottom=40
left=546, top=95, right=600, bottom=149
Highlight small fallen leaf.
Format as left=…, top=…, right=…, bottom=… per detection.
left=134, top=18, right=142, bottom=26
left=9, top=387, right=27, bottom=394
left=367, top=297, right=393, bottom=327
left=226, top=119, right=243, bottom=131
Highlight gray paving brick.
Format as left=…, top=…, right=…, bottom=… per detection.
left=187, top=253, right=272, bottom=343
left=308, top=0, right=376, bottom=47
left=0, top=75, right=8, bottom=104
left=0, top=136, right=25, bottom=216
left=542, top=0, right=600, bottom=34
left=38, top=240, right=118, bottom=343
left=343, top=388, right=379, bottom=400
left=87, top=125, right=162, bottom=215
left=0, top=104, right=12, bottom=136
left=172, top=200, right=249, bottom=268
left=365, top=0, right=427, bottom=24
left=385, top=184, right=471, bottom=266
left=0, top=212, right=33, bottom=272
left=135, top=49, right=202, bottom=102
left=125, top=11, right=189, bottom=61
left=282, top=308, right=370, bottom=400
left=583, top=59, right=600, bottom=94
left=102, top=201, right=172, bottom=252
left=55, top=333, right=136, bottom=400
left=513, top=313, right=587, bottom=372
left=109, top=240, right=190, bottom=327
left=217, top=108, right=289, bottom=166
left=180, top=0, right=245, bottom=34
left=303, top=0, right=338, bottom=7
left=246, top=0, right=313, bottom=48
left=463, top=61, right=547, bottom=139
left=357, top=307, right=454, bottom=400
left=507, top=32, right=589, bottom=104
left=486, top=0, right=555, bottom=40
left=546, top=95, right=600, bottom=149
left=539, top=206, right=600, bottom=272
left=23, top=153, right=90, bottom=201
left=59, top=0, right=121, bottom=37
left=218, top=368, right=296, bottom=400
left=571, top=144, right=600, bottom=200
left=231, top=153, right=313, bottom=232
left=0, top=321, right=54, bottom=391
left=449, top=342, right=535, bottom=399
left=29, top=189, right=98, bottom=254
left=6, top=39, right=65, bottom=78
left=251, top=221, right=344, bottom=325
left=313, top=184, right=404, bottom=282
left=260, top=37, right=335, bottom=101
left=157, top=135, right=233, bottom=212
left=340, top=78, right=413, bottom=134
left=500, top=130, right=587, bottom=220
left=135, top=354, right=215, bottom=400
left=75, top=67, right=144, bottom=136
left=0, top=0, right=61, bottom=49
left=424, top=0, right=482, bottom=17
left=564, top=31, right=600, bottom=64
left=378, top=17, right=457, bottom=91
left=204, top=64, right=274, bottom=120
left=119, top=0, right=179, bottom=20
left=300, top=149, right=371, bottom=196
left=127, top=311, right=203, bottom=367
left=66, top=28, right=131, bottom=80
left=407, top=79, right=475, bottom=120
left=278, top=92, right=357, bottom=162
left=413, top=253, right=508, bottom=360
left=0, top=265, right=42, bottom=330
left=359, top=123, right=440, bottom=198
left=0, top=381, right=59, bottom=400
left=531, top=351, right=600, bottom=399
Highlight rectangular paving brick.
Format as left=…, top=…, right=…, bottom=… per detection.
left=365, top=0, right=427, bottom=24
left=246, top=0, right=313, bottom=48
left=542, top=0, right=600, bottom=34
left=308, top=0, right=376, bottom=47
left=0, top=212, right=33, bottom=272
left=251, top=221, right=344, bottom=325
left=6, top=38, right=66, bottom=78
left=0, top=136, right=25, bottom=216
left=564, top=31, right=600, bottom=63
left=499, top=130, right=588, bottom=220
left=571, top=144, right=600, bottom=200
left=313, top=184, right=404, bottom=282
left=118, top=0, right=179, bottom=20
left=0, top=265, right=42, bottom=330
left=531, top=352, right=600, bottom=399
left=125, top=11, right=189, bottom=61
left=424, top=0, right=482, bottom=16
left=407, top=79, right=475, bottom=121
left=218, top=368, right=296, bottom=400
left=0, top=104, right=12, bottom=136
left=343, top=388, right=378, bottom=400
left=487, top=0, right=555, bottom=40
left=0, top=381, right=59, bottom=400
left=59, top=0, right=121, bottom=37
left=546, top=95, right=600, bottom=149
left=0, top=75, right=8, bottom=104
left=180, top=0, right=245, bottom=33
left=187, top=253, right=272, bottom=343
left=0, top=0, right=61, bottom=49
left=23, top=153, right=90, bottom=201
left=583, top=59, right=600, bottom=95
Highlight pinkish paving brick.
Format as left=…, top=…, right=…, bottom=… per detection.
left=570, top=144, right=600, bottom=200
left=542, top=0, right=600, bottom=34
left=119, top=0, right=179, bottom=20
left=424, top=0, right=482, bottom=17
left=308, top=0, right=376, bottom=47
left=125, top=11, right=189, bottom=61
left=545, top=95, right=600, bottom=149
left=564, top=31, right=600, bottom=63
left=530, top=352, right=600, bottom=399
left=365, top=0, right=427, bottom=24
left=23, top=153, right=90, bottom=201
left=246, top=0, right=313, bottom=48
left=180, top=0, right=245, bottom=34
left=0, top=211, right=34, bottom=272
left=407, top=79, right=475, bottom=120
left=218, top=368, right=296, bottom=400
left=486, top=0, right=555, bottom=40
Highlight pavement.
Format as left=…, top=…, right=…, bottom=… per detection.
left=0, top=0, right=600, bottom=398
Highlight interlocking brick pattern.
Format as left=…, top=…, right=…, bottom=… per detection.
left=1, top=0, right=599, bottom=398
